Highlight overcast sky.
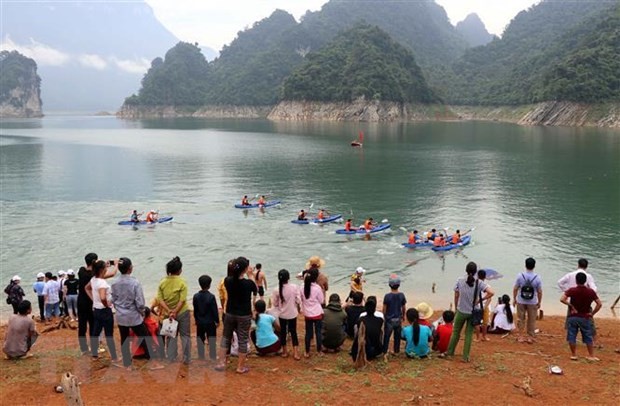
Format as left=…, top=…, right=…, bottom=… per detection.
left=146, top=0, right=541, bottom=51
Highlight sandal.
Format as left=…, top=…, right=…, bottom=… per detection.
left=214, top=364, right=226, bottom=371
left=586, top=357, right=600, bottom=362
left=236, top=366, right=250, bottom=374
left=570, top=356, right=578, bottom=361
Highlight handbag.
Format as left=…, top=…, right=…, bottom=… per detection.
left=471, top=280, right=484, bottom=326
left=160, top=318, right=178, bottom=338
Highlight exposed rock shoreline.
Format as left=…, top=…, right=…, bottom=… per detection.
left=117, top=100, right=620, bottom=128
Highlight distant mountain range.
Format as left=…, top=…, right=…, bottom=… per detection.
left=456, top=13, right=495, bottom=47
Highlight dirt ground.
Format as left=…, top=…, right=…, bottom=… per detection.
left=1, top=313, right=618, bottom=405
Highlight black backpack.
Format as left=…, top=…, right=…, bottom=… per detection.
left=520, top=273, right=538, bottom=301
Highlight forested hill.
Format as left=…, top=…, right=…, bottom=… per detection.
left=282, top=24, right=436, bottom=103
left=446, top=1, right=619, bottom=105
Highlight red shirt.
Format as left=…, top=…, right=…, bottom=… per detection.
left=565, top=285, right=598, bottom=318
left=435, top=323, right=453, bottom=353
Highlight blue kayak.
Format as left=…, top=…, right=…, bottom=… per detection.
left=118, top=216, right=173, bottom=226
left=235, top=200, right=281, bottom=209
left=292, top=214, right=342, bottom=224
left=335, top=223, right=391, bottom=235
left=402, top=240, right=434, bottom=248
left=431, top=235, right=471, bottom=251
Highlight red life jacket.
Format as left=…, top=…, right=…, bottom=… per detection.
left=408, top=233, right=416, bottom=244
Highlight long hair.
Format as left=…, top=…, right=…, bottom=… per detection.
left=406, top=308, right=421, bottom=346
left=93, top=260, right=107, bottom=278
left=465, top=261, right=478, bottom=287
left=232, top=257, right=249, bottom=288
left=502, top=294, right=513, bottom=324
left=278, top=269, right=290, bottom=304
left=254, top=299, right=266, bottom=323
left=304, top=268, right=319, bottom=299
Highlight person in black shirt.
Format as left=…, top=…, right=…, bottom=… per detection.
left=345, top=291, right=365, bottom=338
left=350, top=296, right=384, bottom=366
left=215, top=257, right=257, bottom=374
left=63, top=270, right=79, bottom=321
left=193, top=275, right=219, bottom=361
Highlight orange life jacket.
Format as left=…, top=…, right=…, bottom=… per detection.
left=452, top=234, right=460, bottom=244
left=434, top=236, right=443, bottom=246
left=258, top=197, right=266, bottom=205
left=408, top=233, right=416, bottom=244
left=146, top=212, right=155, bottom=222
left=364, top=220, right=372, bottom=230
left=345, top=221, right=352, bottom=231
left=318, top=211, right=325, bottom=220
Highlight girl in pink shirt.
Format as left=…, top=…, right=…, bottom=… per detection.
left=300, top=268, right=324, bottom=358
left=272, top=269, right=302, bottom=360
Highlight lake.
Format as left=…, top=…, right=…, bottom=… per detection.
left=1, top=116, right=618, bottom=320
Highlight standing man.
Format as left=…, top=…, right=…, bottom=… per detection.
left=77, top=253, right=98, bottom=354
left=558, top=258, right=598, bottom=345
left=42, top=272, right=61, bottom=323
left=513, top=257, right=542, bottom=343
left=560, top=272, right=602, bottom=361
left=111, top=257, right=163, bottom=370
left=33, top=273, right=46, bottom=322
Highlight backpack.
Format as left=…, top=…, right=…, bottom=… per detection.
left=520, top=273, right=538, bottom=301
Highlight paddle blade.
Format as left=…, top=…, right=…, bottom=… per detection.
left=381, top=219, right=389, bottom=223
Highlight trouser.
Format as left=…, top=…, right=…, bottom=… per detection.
left=37, top=296, right=45, bottom=321
left=162, top=311, right=191, bottom=363
left=11, top=302, right=19, bottom=314
left=118, top=323, right=157, bottom=367
left=77, top=302, right=94, bottom=352
left=45, top=302, right=60, bottom=319
left=65, top=295, right=78, bottom=319
left=91, top=308, right=117, bottom=360
left=220, top=313, right=252, bottom=354
left=279, top=317, right=299, bottom=347
left=59, top=291, right=67, bottom=316
left=446, top=310, right=474, bottom=361
left=304, top=318, right=323, bottom=353
left=196, top=322, right=217, bottom=360
left=383, top=318, right=402, bottom=353
left=517, top=303, right=538, bottom=336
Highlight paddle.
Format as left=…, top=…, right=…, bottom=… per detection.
left=461, top=226, right=476, bottom=237
left=249, top=193, right=260, bottom=201
left=399, top=226, right=408, bottom=233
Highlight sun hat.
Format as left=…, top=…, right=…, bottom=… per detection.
left=66, top=269, right=75, bottom=276
left=11, top=275, right=21, bottom=282
left=355, top=267, right=366, bottom=274
left=305, top=256, right=325, bottom=270
left=58, top=270, right=66, bottom=275
left=388, top=274, right=401, bottom=287
left=415, top=302, right=434, bottom=320
left=36, top=272, right=45, bottom=278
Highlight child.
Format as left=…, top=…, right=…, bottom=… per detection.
left=130, top=308, right=160, bottom=359
left=251, top=299, right=281, bottom=355
left=193, top=275, right=219, bottom=361
left=272, top=269, right=301, bottom=360
left=347, top=267, right=366, bottom=301
left=475, top=269, right=491, bottom=342
left=402, top=308, right=433, bottom=358
left=345, top=291, right=365, bottom=339
left=254, top=263, right=268, bottom=301
left=432, top=310, right=454, bottom=354
left=382, top=274, right=407, bottom=355
left=300, top=268, right=324, bottom=358
left=415, top=302, right=435, bottom=333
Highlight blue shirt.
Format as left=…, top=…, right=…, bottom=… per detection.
left=402, top=324, right=432, bottom=357
left=255, top=314, right=278, bottom=348
left=33, top=281, right=45, bottom=296
left=514, top=271, right=542, bottom=305
left=383, top=292, right=406, bottom=320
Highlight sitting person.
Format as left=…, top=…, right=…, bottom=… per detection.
left=130, top=307, right=160, bottom=359
left=488, top=295, right=516, bottom=334
left=345, top=291, right=365, bottom=339
left=3, top=300, right=38, bottom=359
left=432, top=310, right=454, bottom=354
left=408, top=230, right=419, bottom=245
left=251, top=300, right=281, bottom=356
left=322, top=294, right=347, bottom=352
left=145, top=210, right=158, bottom=223
left=344, top=219, right=357, bottom=232
left=350, top=296, right=384, bottom=366
left=415, top=302, right=435, bottom=333
left=402, top=308, right=433, bottom=358
left=297, top=210, right=307, bottom=221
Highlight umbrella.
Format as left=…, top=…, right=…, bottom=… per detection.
left=482, top=268, right=503, bottom=280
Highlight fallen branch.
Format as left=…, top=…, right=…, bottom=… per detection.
left=513, top=376, right=534, bottom=397
left=41, top=318, right=76, bottom=334
left=503, top=351, right=552, bottom=358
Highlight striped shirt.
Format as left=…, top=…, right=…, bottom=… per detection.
left=454, top=277, right=488, bottom=314
left=111, top=275, right=145, bottom=327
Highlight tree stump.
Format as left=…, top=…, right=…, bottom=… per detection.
left=60, top=372, right=84, bottom=406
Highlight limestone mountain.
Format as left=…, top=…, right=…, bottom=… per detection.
left=0, top=50, right=43, bottom=117
left=455, top=13, right=495, bottom=47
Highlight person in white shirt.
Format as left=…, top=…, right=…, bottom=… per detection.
left=557, top=258, right=599, bottom=346
left=42, top=272, right=61, bottom=323
left=488, top=295, right=516, bottom=334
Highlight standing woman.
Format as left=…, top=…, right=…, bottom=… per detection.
left=445, top=262, right=494, bottom=362
left=300, top=268, right=324, bottom=358
left=216, top=257, right=257, bottom=374
left=156, top=256, right=191, bottom=364
left=86, top=260, right=120, bottom=365
left=272, top=269, right=301, bottom=360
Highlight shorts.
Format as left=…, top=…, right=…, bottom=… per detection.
left=258, top=286, right=265, bottom=297
left=566, top=316, right=593, bottom=345
left=482, top=306, right=490, bottom=326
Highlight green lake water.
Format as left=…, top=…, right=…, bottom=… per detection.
left=1, top=116, right=618, bottom=320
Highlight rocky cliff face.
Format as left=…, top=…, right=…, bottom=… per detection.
left=0, top=86, right=43, bottom=118
left=117, top=104, right=271, bottom=119
left=0, top=51, right=43, bottom=118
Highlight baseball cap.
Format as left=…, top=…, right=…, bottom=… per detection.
left=36, top=272, right=45, bottom=278
left=12, top=275, right=21, bottom=282
left=67, top=269, right=75, bottom=276
left=355, top=267, right=366, bottom=274
left=388, top=273, right=401, bottom=287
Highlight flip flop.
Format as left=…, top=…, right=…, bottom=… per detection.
left=214, top=365, right=226, bottom=372
left=236, top=367, right=250, bottom=374
left=570, top=356, right=578, bottom=361
left=586, top=357, right=600, bottom=362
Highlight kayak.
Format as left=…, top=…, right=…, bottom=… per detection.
left=431, top=235, right=471, bottom=251
left=401, top=240, right=434, bottom=248
left=118, top=216, right=173, bottom=226
left=234, top=200, right=281, bottom=209
left=335, top=223, right=391, bottom=235
left=291, top=214, right=342, bottom=224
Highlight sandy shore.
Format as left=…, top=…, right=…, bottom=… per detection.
left=1, top=313, right=618, bottom=405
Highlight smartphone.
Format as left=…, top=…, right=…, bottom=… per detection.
left=109, top=259, right=115, bottom=265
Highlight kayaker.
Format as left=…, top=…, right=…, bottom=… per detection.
left=363, top=218, right=375, bottom=231
left=130, top=210, right=142, bottom=223
left=451, top=230, right=462, bottom=244
left=241, top=196, right=250, bottom=206
left=408, top=230, right=419, bottom=245
left=298, top=210, right=307, bottom=221
left=426, top=229, right=437, bottom=242
left=146, top=210, right=158, bottom=223
left=257, top=195, right=266, bottom=206
left=344, top=219, right=356, bottom=232
left=434, top=234, right=446, bottom=247
left=317, top=209, right=325, bottom=220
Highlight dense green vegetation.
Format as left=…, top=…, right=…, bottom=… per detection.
left=447, top=1, right=618, bottom=104
left=124, top=42, right=209, bottom=106
left=282, top=24, right=435, bottom=103
left=0, top=50, right=40, bottom=105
